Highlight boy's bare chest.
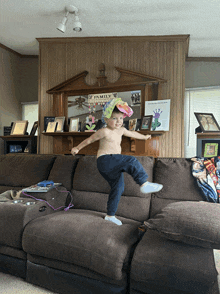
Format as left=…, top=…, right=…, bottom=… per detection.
left=103, top=129, right=123, bottom=144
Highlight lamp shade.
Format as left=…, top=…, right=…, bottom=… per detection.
left=57, top=16, right=68, bottom=33
left=73, top=16, right=82, bottom=32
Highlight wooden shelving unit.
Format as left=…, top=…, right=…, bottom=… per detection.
left=0, top=135, right=37, bottom=154
left=42, top=131, right=165, bottom=157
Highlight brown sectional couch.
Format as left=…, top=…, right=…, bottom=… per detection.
left=0, top=154, right=219, bottom=294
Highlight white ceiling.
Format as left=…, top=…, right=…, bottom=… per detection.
left=0, top=0, right=219, bottom=57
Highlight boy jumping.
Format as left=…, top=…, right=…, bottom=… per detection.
left=71, top=98, right=163, bottom=225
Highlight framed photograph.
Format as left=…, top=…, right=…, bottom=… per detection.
left=30, top=121, right=38, bottom=136
left=46, top=122, right=58, bottom=133
left=194, top=113, right=220, bottom=132
left=69, top=118, right=79, bottom=132
left=204, top=143, right=218, bottom=157
left=55, top=116, right=65, bottom=132
left=9, top=145, right=22, bottom=153
left=141, top=115, right=153, bottom=131
left=10, top=120, right=28, bottom=135
left=129, top=119, right=137, bottom=131
left=44, top=116, right=55, bottom=132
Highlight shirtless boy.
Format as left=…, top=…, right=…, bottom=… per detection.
left=71, top=98, right=163, bottom=225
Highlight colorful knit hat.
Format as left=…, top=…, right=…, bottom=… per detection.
left=101, top=98, right=133, bottom=123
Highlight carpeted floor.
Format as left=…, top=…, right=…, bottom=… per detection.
left=0, top=272, right=57, bottom=293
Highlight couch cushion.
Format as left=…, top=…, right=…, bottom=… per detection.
left=153, top=158, right=203, bottom=201
left=72, top=156, right=154, bottom=221
left=48, top=155, right=80, bottom=191
left=22, top=210, right=140, bottom=280
left=145, top=201, right=220, bottom=249
left=0, top=154, right=56, bottom=187
left=73, top=156, right=154, bottom=197
left=151, top=158, right=204, bottom=217
left=130, top=229, right=218, bottom=294
left=0, top=187, right=69, bottom=249
left=72, top=190, right=151, bottom=222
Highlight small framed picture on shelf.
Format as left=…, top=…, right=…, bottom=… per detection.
left=46, top=122, right=58, bottom=133
left=129, top=118, right=137, bottom=131
left=9, top=145, right=22, bottom=153
left=10, top=121, right=28, bottom=135
left=141, top=115, right=153, bottom=131
left=44, top=116, right=55, bottom=132
left=30, top=121, right=38, bottom=136
left=69, top=118, right=79, bottom=132
left=204, top=143, right=218, bottom=157
left=55, top=116, right=65, bottom=132
left=194, top=113, right=220, bottom=132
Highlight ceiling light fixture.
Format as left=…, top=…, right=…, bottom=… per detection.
left=57, top=5, right=82, bottom=33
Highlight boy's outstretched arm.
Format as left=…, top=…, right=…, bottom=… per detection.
left=71, top=128, right=106, bottom=155
left=123, top=128, right=151, bottom=140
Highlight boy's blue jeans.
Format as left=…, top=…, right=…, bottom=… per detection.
left=97, top=154, right=148, bottom=216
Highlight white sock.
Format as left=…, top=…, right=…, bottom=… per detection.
left=140, top=181, right=163, bottom=194
left=104, top=216, right=122, bottom=226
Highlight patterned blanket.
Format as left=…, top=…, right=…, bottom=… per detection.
left=191, top=156, right=220, bottom=203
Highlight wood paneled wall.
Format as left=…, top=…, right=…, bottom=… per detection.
left=38, top=35, right=189, bottom=157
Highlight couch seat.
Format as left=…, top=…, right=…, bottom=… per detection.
left=22, top=209, right=140, bottom=281
left=130, top=230, right=218, bottom=294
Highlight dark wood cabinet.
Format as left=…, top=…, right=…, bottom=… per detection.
left=0, top=135, right=37, bottom=154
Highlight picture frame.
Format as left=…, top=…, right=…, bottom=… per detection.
left=145, top=99, right=171, bottom=131
left=129, top=119, right=137, bottom=131
left=204, top=143, right=218, bottom=157
left=194, top=113, right=220, bottom=133
left=141, top=115, right=153, bottom=131
left=69, top=118, right=79, bottom=132
left=46, top=121, right=58, bottom=133
left=55, top=116, right=65, bottom=132
left=135, top=119, right=142, bottom=131
left=10, top=120, right=28, bottom=135
left=30, top=121, right=38, bottom=136
left=44, top=116, right=55, bottom=132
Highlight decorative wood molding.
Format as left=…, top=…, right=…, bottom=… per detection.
left=37, top=35, right=190, bottom=44
left=47, top=66, right=167, bottom=95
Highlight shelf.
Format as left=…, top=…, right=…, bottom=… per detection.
left=0, top=136, right=37, bottom=154
left=42, top=131, right=165, bottom=137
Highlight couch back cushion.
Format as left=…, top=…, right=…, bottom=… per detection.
left=0, top=154, right=56, bottom=187
left=72, top=155, right=154, bottom=222
left=151, top=158, right=204, bottom=217
left=48, top=155, right=80, bottom=191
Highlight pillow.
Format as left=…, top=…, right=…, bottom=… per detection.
left=145, top=201, right=220, bottom=249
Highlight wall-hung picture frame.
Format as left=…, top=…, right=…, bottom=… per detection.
left=141, top=115, right=153, bottom=131
left=69, top=118, right=79, bottom=132
left=30, top=121, right=38, bottom=136
left=129, top=119, right=137, bottom=131
left=46, top=122, right=58, bottom=133
left=204, top=143, right=218, bottom=157
left=10, top=120, right=28, bottom=135
left=145, top=99, right=171, bottom=131
left=55, top=116, right=65, bottom=132
left=194, top=113, right=220, bottom=133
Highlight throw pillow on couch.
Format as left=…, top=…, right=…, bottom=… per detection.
left=145, top=201, right=220, bottom=249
